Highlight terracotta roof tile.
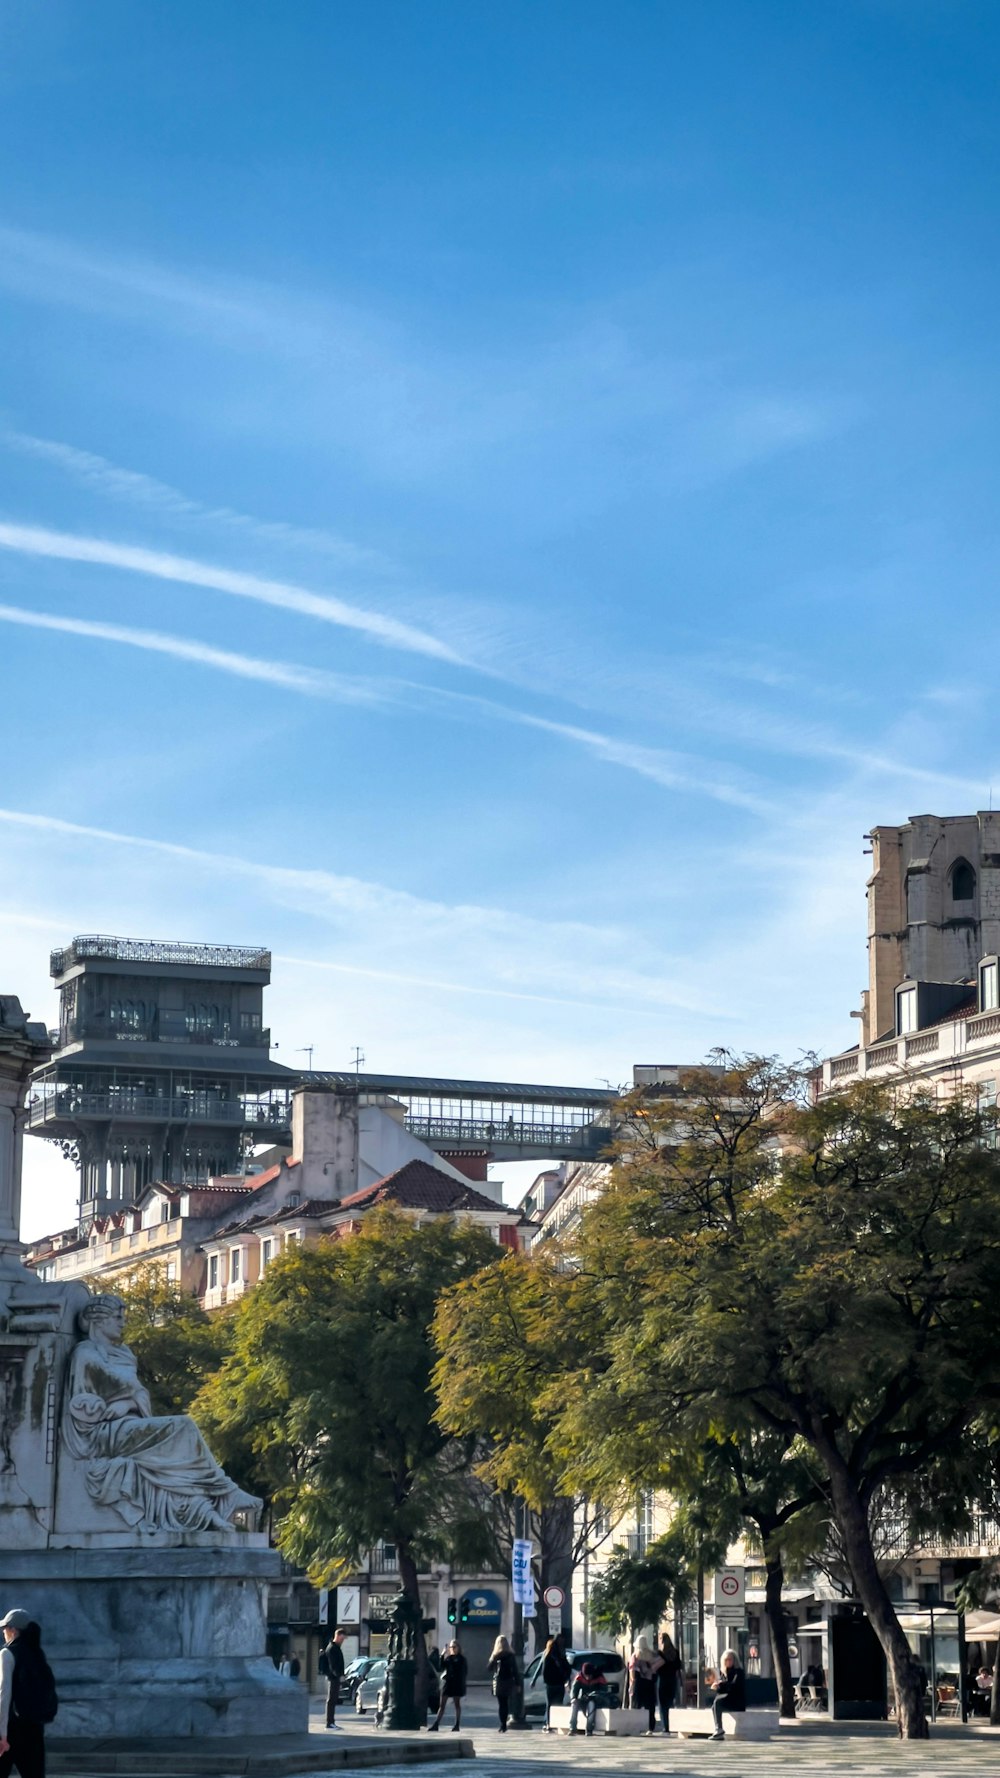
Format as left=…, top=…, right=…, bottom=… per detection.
left=339, top=1158, right=506, bottom=1215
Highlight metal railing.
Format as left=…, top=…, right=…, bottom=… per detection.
left=51, top=937, right=270, bottom=974
left=28, top=1092, right=290, bottom=1128
left=59, top=1020, right=270, bottom=1050
left=405, top=1115, right=610, bottom=1151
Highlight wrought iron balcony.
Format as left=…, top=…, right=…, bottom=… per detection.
left=28, top=1091, right=291, bottom=1130
left=51, top=936, right=271, bottom=975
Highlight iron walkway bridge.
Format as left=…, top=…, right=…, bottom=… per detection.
left=304, top=1071, right=619, bottom=1161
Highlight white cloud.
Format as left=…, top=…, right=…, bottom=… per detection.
left=0, top=521, right=465, bottom=664
left=2, top=429, right=390, bottom=572
left=0, top=602, right=391, bottom=701
left=0, top=598, right=779, bottom=814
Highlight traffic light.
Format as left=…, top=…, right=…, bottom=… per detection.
left=447, top=1597, right=457, bottom=1624
left=459, top=1597, right=470, bottom=1624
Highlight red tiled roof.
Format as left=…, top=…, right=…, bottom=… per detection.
left=212, top=1198, right=334, bottom=1237
left=339, top=1159, right=508, bottom=1216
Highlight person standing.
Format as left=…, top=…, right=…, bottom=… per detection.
left=657, top=1632, right=682, bottom=1735
left=428, top=1640, right=467, bottom=1732
left=0, top=1609, right=57, bottom=1778
left=542, top=1634, right=571, bottom=1732
left=629, top=1637, right=662, bottom=1734
left=322, top=1627, right=347, bottom=1731
left=488, top=1635, right=518, bottom=1733
left=710, top=1648, right=746, bottom=1740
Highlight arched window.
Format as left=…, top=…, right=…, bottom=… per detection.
left=952, top=859, right=977, bottom=902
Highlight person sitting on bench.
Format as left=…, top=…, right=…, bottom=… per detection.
left=568, top=1663, right=606, bottom=1736
left=710, top=1649, right=746, bottom=1740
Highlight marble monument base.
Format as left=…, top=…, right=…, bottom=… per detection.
left=2, top=1545, right=307, bottom=1741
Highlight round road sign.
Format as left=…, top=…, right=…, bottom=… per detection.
left=542, top=1585, right=565, bottom=1608
left=719, top=1574, right=741, bottom=1598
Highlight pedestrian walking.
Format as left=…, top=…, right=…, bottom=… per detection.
left=488, top=1635, right=518, bottom=1732
left=657, top=1632, right=682, bottom=1735
left=542, top=1633, right=571, bottom=1732
left=427, top=1639, right=467, bottom=1732
left=0, top=1609, right=57, bottom=1778
left=322, top=1626, right=347, bottom=1731
left=710, top=1648, right=746, bottom=1740
left=629, top=1636, right=662, bottom=1734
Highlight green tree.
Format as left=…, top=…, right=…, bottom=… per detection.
left=432, top=1248, right=605, bottom=1648
left=195, top=1208, right=499, bottom=1699
left=114, top=1262, right=230, bottom=1415
left=554, top=1063, right=1000, bottom=1739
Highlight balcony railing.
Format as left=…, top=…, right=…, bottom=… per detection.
left=28, top=1092, right=290, bottom=1129
left=51, top=936, right=271, bottom=975
left=59, top=1021, right=270, bottom=1050
left=405, top=1115, right=609, bottom=1152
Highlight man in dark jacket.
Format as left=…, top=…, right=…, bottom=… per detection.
left=0, top=1609, right=54, bottom=1778
left=567, top=1663, right=607, bottom=1736
left=323, top=1628, right=347, bottom=1730
left=710, top=1649, right=746, bottom=1740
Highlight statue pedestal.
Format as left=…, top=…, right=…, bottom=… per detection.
left=3, top=1545, right=308, bottom=1740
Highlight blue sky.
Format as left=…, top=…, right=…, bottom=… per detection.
left=4, top=1, right=1000, bottom=1234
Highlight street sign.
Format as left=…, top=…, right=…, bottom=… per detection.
left=715, top=1568, right=745, bottom=1605
left=548, top=1607, right=563, bottom=1636
left=543, top=1585, right=565, bottom=1609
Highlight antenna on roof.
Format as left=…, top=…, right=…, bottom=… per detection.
left=296, top=1045, right=315, bottom=1070
left=352, top=1045, right=365, bottom=1075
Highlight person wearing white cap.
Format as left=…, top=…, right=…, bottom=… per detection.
left=0, top=1607, right=55, bottom=1777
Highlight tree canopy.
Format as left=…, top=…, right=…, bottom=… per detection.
left=434, top=1058, right=1000, bottom=1738
left=115, top=1262, right=230, bottom=1416
left=194, top=1209, right=500, bottom=1618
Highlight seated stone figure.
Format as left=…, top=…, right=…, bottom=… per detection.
left=63, top=1294, right=261, bottom=1534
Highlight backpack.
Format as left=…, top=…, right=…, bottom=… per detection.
left=13, top=1643, right=59, bottom=1725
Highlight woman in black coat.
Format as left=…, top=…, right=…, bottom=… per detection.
left=488, top=1636, right=519, bottom=1732
left=542, top=1635, right=571, bottom=1732
left=657, top=1632, right=682, bottom=1734
left=428, top=1640, right=467, bottom=1731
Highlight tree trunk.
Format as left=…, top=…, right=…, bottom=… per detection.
left=396, top=1541, right=429, bottom=1708
left=822, top=1450, right=928, bottom=1738
left=763, top=1552, right=797, bottom=1719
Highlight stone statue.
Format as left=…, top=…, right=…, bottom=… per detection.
left=62, top=1294, right=261, bottom=1534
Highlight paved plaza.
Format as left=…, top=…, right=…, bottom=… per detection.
left=273, top=1693, right=1000, bottom=1778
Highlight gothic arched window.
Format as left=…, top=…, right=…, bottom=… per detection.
left=952, top=859, right=976, bottom=902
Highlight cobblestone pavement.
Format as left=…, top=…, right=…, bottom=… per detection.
left=287, top=1711, right=1000, bottom=1778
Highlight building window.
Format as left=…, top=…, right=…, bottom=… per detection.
left=897, top=985, right=918, bottom=1035
left=980, top=959, right=999, bottom=1012
left=261, top=1238, right=273, bottom=1268
left=240, top=1011, right=261, bottom=1031
left=593, top=1501, right=611, bottom=1539
left=208, top=1254, right=219, bottom=1290
left=160, top=1201, right=170, bottom=1222
left=952, top=859, right=976, bottom=902
left=979, top=1080, right=998, bottom=1148
left=230, top=1248, right=241, bottom=1284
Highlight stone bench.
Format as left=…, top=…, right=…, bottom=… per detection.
left=549, top=1705, right=652, bottom=1736
left=674, top=1708, right=780, bottom=1739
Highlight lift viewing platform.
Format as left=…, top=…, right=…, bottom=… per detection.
left=303, top=1071, right=618, bottom=1162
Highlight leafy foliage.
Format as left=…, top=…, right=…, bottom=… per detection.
left=194, top=1208, right=500, bottom=1588
left=114, top=1263, right=231, bottom=1416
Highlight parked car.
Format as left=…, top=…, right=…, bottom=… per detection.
left=354, top=1658, right=388, bottom=1715
left=521, top=1648, right=625, bottom=1717
left=342, top=1655, right=380, bottom=1701
left=354, top=1657, right=441, bottom=1721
